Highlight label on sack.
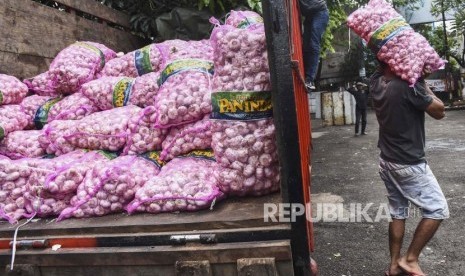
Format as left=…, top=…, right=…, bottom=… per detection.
left=41, top=154, right=56, bottom=159
left=179, top=149, right=216, bottom=161
left=211, top=91, right=273, bottom=120
left=96, top=150, right=119, bottom=160
left=140, top=151, right=166, bottom=168
left=237, top=16, right=264, bottom=29
left=112, top=78, right=134, bottom=108
left=368, top=17, right=412, bottom=54
left=0, top=126, right=4, bottom=141
left=158, top=59, right=214, bottom=86
left=134, top=45, right=154, bottom=76
left=75, top=42, right=106, bottom=69
left=34, top=97, right=63, bottom=130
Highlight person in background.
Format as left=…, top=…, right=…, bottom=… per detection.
left=370, top=61, right=448, bottom=276
left=348, top=81, right=369, bottom=135
left=299, top=0, right=329, bottom=91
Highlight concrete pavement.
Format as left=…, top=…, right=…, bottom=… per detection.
left=310, top=110, right=465, bottom=276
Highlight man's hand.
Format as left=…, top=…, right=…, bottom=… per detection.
left=422, top=66, right=432, bottom=79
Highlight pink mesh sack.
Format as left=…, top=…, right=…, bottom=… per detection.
left=153, top=40, right=214, bottom=128
left=123, top=106, right=167, bottom=155
left=65, top=106, right=141, bottom=151
left=81, top=73, right=160, bottom=110
left=100, top=44, right=164, bottom=77
left=0, top=152, right=87, bottom=223
left=39, top=120, right=78, bottom=156
left=47, top=93, right=98, bottom=122
left=58, top=152, right=164, bottom=220
left=23, top=150, right=88, bottom=218
left=0, top=130, right=45, bottom=159
left=23, top=71, right=59, bottom=97
left=22, top=93, right=98, bottom=130
left=224, top=10, right=264, bottom=28
left=20, top=95, right=56, bottom=129
left=49, top=41, right=116, bottom=94
left=209, top=15, right=280, bottom=196
left=0, top=105, right=29, bottom=141
left=347, top=0, right=445, bottom=85
left=160, top=114, right=212, bottom=161
left=40, top=151, right=118, bottom=196
left=0, top=74, right=28, bottom=105
left=126, top=150, right=224, bottom=214
left=0, top=158, right=46, bottom=223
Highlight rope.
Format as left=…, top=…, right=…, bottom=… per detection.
left=288, top=0, right=310, bottom=93
left=10, top=214, right=37, bottom=271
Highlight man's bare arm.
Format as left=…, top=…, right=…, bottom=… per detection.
left=424, top=84, right=445, bottom=120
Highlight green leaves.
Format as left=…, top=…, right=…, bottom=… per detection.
left=100, top=0, right=264, bottom=39
left=247, top=0, right=262, bottom=12
left=429, top=0, right=465, bottom=67
left=320, top=6, right=346, bottom=58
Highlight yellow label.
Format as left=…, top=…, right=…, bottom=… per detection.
left=180, top=149, right=215, bottom=161
left=141, top=151, right=166, bottom=168
left=218, top=98, right=272, bottom=113
left=112, top=78, right=133, bottom=107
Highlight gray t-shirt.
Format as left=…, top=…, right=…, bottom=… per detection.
left=370, top=71, right=433, bottom=165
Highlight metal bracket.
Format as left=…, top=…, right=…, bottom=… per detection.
left=170, top=234, right=217, bottom=246
left=9, top=239, right=49, bottom=250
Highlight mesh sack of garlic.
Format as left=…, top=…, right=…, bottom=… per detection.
left=209, top=13, right=280, bottom=196
left=23, top=71, right=59, bottom=97
left=49, top=41, right=116, bottom=94
left=81, top=73, right=160, bottom=111
left=20, top=94, right=98, bottom=130
left=64, top=105, right=141, bottom=152
left=347, top=0, right=444, bottom=85
left=23, top=150, right=95, bottom=219
left=0, top=105, right=29, bottom=142
left=0, top=130, right=45, bottom=159
left=0, top=74, right=28, bottom=106
left=160, top=114, right=212, bottom=161
left=58, top=152, right=164, bottom=220
left=126, top=150, right=224, bottom=214
left=100, top=44, right=164, bottom=78
left=152, top=39, right=214, bottom=128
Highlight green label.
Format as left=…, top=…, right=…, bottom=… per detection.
left=0, top=91, right=3, bottom=104
left=211, top=91, right=273, bottom=120
left=0, top=126, right=4, bottom=141
left=237, top=16, right=264, bottom=29
left=96, top=150, right=119, bottom=160
left=179, top=149, right=216, bottom=161
left=134, top=45, right=153, bottom=76
left=112, top=78, right=134, bottom=107
left=34, top=97, right=63, bottom=130
left=158, top=59, right=214, bottom=86
left=75, top=42, right=106, bottom=69
left=368, top=17, right=412, bottom=54
left=140, top=151, right=166, bottom=168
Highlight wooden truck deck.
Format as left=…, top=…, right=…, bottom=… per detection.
left=0, top=193, right=294, bottom=275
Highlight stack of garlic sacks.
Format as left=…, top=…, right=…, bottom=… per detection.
left=0, top=10, right=280, bottom=223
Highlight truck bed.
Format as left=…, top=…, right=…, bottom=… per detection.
left=0, top=193, right=293, bottom=276
left=0, top=193, right=281, bottom=237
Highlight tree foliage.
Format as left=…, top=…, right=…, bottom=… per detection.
left=100, top=0, right=261, bottom=39
left=430, top=0, right=465, bottom=68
